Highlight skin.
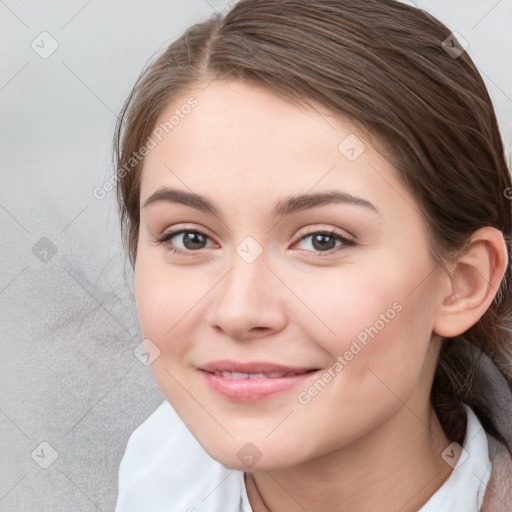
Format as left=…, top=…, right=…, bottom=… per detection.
left=134, top=79, right=507, bottom=511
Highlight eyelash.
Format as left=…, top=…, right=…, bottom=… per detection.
left=154, top=228, right=355, bottom=257
left=296, top=229, right=355, bottom=256
left=154, top=228, right=213, bottom=255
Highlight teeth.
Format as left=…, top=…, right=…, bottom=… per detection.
left=212, top=370, right=299, bottom=379
left=230, top=371, right=250, bottom=379
left=217, top=371, right=249, bottom=379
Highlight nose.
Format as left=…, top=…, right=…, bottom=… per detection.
left=207, top=251, right=288, bottom=341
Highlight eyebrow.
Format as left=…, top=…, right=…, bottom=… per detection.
left=142, top=187, right=378, bottom=216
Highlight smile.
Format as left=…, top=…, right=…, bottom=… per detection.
left=198, top=360, right=319, bottom=401
left=211, top=370, right=312, bottom=379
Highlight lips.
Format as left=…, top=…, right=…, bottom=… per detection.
left=200, top=360, right=318, bottom=375
left=198, top=360, right=319, bottom=401
left=211, top=370, right=309, bottom=379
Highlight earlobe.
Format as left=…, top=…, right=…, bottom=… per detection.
left=433, top=227, right=508, bottom=338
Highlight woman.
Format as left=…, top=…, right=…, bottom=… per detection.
left=114, top=0, right=512, bottom=510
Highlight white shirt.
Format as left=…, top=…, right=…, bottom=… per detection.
left=116, top=402, right=491, bottom=512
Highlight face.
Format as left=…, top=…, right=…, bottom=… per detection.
left=135, top=80, right=443, bottom=470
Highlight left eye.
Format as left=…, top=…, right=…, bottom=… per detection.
left=295, top=231, right=352, bottom=252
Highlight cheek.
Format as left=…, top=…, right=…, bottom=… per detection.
left=134, top=252, right=210, bottom=411
left=285, top=261, right=436, bottom=447
left=134, top=251, right=204, bottom=356
left=291, top=252, right=436, bottom=389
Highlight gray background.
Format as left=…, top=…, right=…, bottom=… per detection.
left=1, top=1, right=511, bottom=510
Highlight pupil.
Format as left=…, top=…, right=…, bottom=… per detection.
left=184, top=232, right=206, bottom=250
left=312, top=234, right=335, bottom=251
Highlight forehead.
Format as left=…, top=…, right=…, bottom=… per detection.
left=139, top=80, right=410, bottom=217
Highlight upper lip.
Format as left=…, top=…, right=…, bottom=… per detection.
left=199, top=360, right=318, bottom=374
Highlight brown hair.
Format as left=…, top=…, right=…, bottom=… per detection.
left=114, top=0, right=512, bottom=448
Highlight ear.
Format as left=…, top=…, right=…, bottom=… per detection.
left=433, top=227, right=508, bottom=338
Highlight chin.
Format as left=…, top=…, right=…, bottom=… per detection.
left=196, top=432, right=310, bottom=473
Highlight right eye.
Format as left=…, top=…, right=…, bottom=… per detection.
left=155, top=229, right=215, bottom=254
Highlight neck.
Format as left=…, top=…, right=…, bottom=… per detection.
left=246, top=404, right=453, bottom=512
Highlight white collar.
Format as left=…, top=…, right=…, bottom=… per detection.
left=417, top=404, right=492, bottom=511
left=237, top=405, right=492, bottom=511
left=116, top=403, right=491, bottom=511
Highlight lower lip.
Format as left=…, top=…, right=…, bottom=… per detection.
left=200, top=370, right=318, bottom=401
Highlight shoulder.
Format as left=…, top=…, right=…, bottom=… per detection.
left=117, top=400, right=184, bottom=478
left=116, top=400, right=249, bottom=512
